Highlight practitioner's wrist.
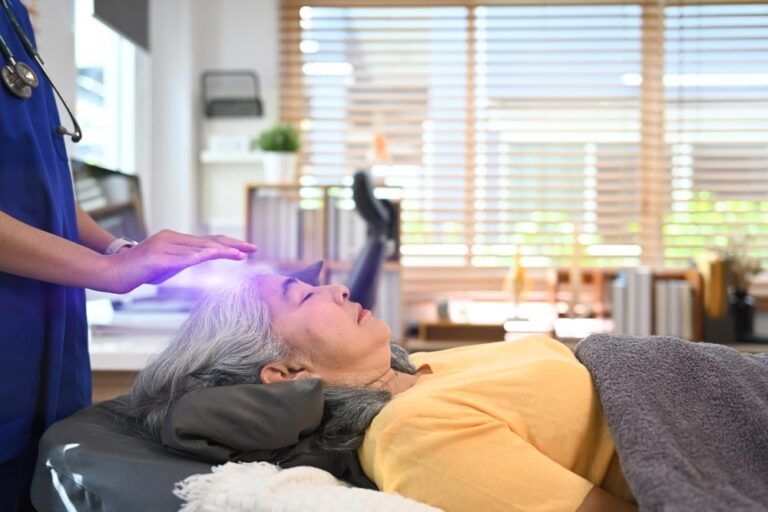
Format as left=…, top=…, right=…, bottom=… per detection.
left=105, top=237, right=138, bottom=255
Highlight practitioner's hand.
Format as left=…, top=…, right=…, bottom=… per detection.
left=106, top=230, right=257, bottom=293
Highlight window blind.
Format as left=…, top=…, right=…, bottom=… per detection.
left=471, top=3, right=652, bottom=270
left=663, top=2, right=768, bottom=298
left=282, top=4, right=473, bottom=268
left=280, top=0, right=767, bottom=296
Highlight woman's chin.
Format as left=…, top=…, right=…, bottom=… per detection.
left=377, top=320, right=392, bottom=341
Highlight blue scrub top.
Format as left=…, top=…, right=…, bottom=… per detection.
left=0, top=0, right=90, bottom=462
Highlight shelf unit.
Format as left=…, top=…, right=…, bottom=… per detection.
left=244, top=183, right=403, bottom=338
left=199, top=150, right=264, bottom=165
left=198, top=117, right=271, bottom=237
left=547, top=268, right=704, bottom=341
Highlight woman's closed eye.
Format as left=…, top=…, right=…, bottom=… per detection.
left=300, top=292, right=314, bottom=305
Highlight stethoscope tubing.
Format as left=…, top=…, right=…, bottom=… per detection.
left=0, top=0, right=82, bottom=142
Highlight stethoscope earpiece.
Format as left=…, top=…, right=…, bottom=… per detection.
left=56, top=125, right=81, bottom=143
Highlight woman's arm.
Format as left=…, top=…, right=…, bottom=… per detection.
left=75, top=205, right=116, bottom=253
left=576, top=486, right=637, bottom=512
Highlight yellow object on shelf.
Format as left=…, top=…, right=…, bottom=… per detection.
left=503, top=251, right=527, bottom=313
left=697, top=254, right=729, bottom=318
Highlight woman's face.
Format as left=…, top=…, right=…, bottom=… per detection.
left=257, top=274, right=391, bottom=383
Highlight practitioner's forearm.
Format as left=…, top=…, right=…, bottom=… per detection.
left=75, top=205, right=118, bottom=253
left=0, top=210, right=113, bottom=291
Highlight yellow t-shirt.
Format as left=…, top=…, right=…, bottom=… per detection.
left=359, top=336, right=634, bottom=512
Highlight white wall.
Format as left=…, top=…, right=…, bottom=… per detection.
left=190, top=0, right=280, bottom=122
left=30, top=0, right=77, bottom=158
left=148, top=0, right=280, bottom=234
left=191, top=0, right=280, bottom=236
left=147, top=0, right=196, bottom=233
left=29, top=0, right=280, bottom=235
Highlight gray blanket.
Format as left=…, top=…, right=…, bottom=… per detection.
left=575, top=334, right=768, bottom=511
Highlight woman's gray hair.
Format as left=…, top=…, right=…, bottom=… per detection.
left=129, top=276, right=292, bottom=439
left=128, top=274, right=415, bottom=452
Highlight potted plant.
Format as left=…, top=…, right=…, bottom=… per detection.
left=254, top=123, right=300, bottom=183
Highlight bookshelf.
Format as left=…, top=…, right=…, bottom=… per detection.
left=547, top=268, right=704, bottom=341
left=244, top=184, right=403, bottom=338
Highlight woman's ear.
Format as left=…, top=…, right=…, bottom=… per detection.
left=259, top=363, right=314, bottom=384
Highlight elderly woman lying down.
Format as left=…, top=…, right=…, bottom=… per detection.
left=129, top=272, right=637, bottom=512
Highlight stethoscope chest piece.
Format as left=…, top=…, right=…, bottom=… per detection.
left=1, top=62, right=32, bottom=98
left=14, top=60, right=37, bottom=86
left=0, top=0, right=81, bottom=141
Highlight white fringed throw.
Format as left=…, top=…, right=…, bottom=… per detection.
left=174, top=461, right=442, bottom=512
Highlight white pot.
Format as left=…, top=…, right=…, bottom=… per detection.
left=261, top=152, right=297, bottom=184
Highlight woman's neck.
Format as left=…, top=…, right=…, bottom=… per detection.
left=392, top=370, right=421, bottom=394
left=369, top=368, right=426, bottom=395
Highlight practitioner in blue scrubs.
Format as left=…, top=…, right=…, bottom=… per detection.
left=0, top=2, right=257, bottom=510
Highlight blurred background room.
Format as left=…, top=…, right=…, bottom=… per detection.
left=26, top=0, right=768, bottom=400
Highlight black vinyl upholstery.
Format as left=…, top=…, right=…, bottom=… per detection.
left=31, top=398, right=210, bottom=512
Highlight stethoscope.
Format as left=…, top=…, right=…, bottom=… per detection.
left=0, top=0, right=81, bottom=142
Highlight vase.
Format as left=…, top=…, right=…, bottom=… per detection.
left=261, top=152, right=297, bottom=184
left=728, top=290, right=755, bottom=339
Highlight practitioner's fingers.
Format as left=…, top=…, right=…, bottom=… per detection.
left=141, top=231, right=255, bottom=261
left=205, top=234, right=258, bottom=253
left=149, top=230, right=257, bottom=254
left=110, top=238, right=249, bottom=291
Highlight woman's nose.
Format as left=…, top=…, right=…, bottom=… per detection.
left=332, top=284, right=350, bottom=304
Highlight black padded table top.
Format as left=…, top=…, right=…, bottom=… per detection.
left=31, top=398, right=211, bottom=512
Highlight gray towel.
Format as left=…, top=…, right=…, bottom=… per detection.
left=575, top=334, right=768, bottom=511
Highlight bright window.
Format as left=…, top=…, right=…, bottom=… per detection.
left=663, top=4, right=768, bottom=269
left=281, top=1, right=768, bottom=293
left=74, top=0, right=137, bottom=173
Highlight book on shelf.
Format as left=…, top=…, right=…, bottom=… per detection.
left=654, top=280, right=668, bottom=336
left=327, top=195, right=368, bottom=263
left=613, top=270, right=695, bottom=339
left=697, top=256, right=729, bottom=319
left=680, top=281, right=693, bottom=340
left=654, top=280, right=692, bottom=338
left=326, top=197, right=338, bottom=261
left=248, top=189, right=322, bottom=262
left=625, top=268, right=652, bottom=336
left=247, top=182, right=400, bottom=266
left=612, top=274, right=628, bottom=335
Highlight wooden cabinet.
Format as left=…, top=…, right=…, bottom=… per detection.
left=92, top=371, right=137, bottom=403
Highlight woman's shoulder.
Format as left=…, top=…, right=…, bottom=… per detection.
left=363, top=391, right=459, bottom=457
left=410, top=335, right=574, bottom=369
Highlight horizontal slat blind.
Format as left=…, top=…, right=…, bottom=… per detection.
left=282, top=4, right=472, bottom=266
left=472, top=3, right=649, bottom=269
left=281, top=0, right=767, bottom=295
left=663, top=3, right=768, bottom=291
